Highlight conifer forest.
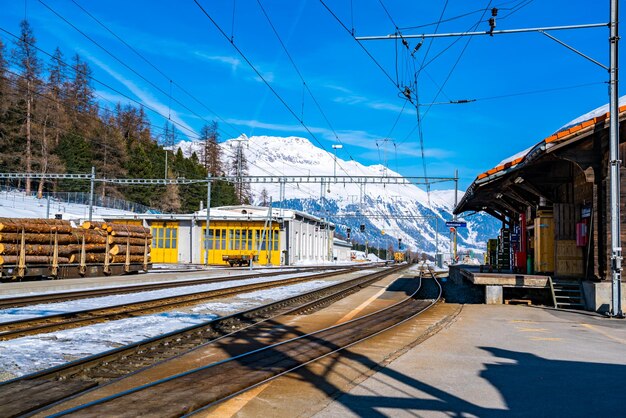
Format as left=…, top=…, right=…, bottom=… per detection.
left=0, top=20, right=241, bottom=213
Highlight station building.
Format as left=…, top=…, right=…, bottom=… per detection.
left=455, top=100, right=626, bottom=312
left=103, top=205, right=338, bottom=266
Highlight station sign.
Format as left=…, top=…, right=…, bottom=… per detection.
left=445, top=221, right=467, bottom=228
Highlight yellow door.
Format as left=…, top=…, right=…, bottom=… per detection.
left=200, top=222, right=279, bottom=266
left=151, top=222, right=179, bottom=263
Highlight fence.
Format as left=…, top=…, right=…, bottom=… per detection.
left=0, top=186, right=156, bottom=215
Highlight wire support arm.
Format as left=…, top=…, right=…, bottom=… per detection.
left=355, top=23, right=608, bottom=41
left=539, top=30, right=608, bottom=70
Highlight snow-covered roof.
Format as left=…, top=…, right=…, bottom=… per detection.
left=333, top=237, right=352, bottom=248
left=473, top=97, right=626, bottom=185
left=102, top=204, right=329, bottom=225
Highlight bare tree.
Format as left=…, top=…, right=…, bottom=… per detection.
left=11, top=20, right=42, bottom=194
left=200, top=121, right=221, bottom=176
left=229, top=137, right=252, bottom=204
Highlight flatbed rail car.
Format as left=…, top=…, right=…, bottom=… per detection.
left=221, top=254, right=255, bottom=267
left=0, top=217, right=151, bottom=281
left=0, top=262, right=151, bottom=281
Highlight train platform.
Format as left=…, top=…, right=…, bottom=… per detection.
left=315, top=305, right=626, bottom=417
left=195, top=296, right=625, bottom=417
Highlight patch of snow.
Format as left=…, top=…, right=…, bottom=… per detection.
left=0, top=189, right=137, bottom=220
left=0, top=278, right=338, bottom=380
left=0, top=271, right=331, bottom=323
left=496, top=145, right=535, bottom=167
left=558, top=95, right=626, bottom=132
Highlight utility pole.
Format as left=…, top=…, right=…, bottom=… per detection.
left=88, top=166, right=95, bottom=222
left=453, top=169, right=458, bottom=262
left=204, top=179, right=211, bottom=266
left=232, top=134, right=248, bottom=203
left=332, top=144, right=343, bottom=182
left=609, top=0, right=623, bottom=317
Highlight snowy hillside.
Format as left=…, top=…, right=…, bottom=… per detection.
left=175, top=135, right=500, bottom=255
left=0, top=190, right=137, bottom=221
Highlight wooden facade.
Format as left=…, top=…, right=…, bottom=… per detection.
left=455, top=110, right=626, bottom=282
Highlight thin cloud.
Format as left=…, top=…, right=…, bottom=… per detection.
left=253, top=71, right=275, bottom=83
left=85, top=53, right=196, bottom=136
left=194, top=51, right=241, bottom=72
left=333, top=95, right=405, bottom=113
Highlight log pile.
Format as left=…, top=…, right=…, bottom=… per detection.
left=82, top=222, right=152, bottom=266
left=0, top=218, right=151, bottom=268
left=0, top=218, right=76, bottom=265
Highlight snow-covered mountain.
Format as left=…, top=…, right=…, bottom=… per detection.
left=175, top=135, right=500, bottom=256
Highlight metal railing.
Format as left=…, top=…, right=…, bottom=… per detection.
left=0, top=186, right=156, bottom=215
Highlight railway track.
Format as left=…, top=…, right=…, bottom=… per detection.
left=0, top=264, right=407, bottom=418
left=0, top=265, right=357, bottom=309
left=0, top=266, right=367, bottom=340
left=45, top=266, right=439, bottom=417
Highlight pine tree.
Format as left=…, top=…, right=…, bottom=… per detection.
left=11, top=20, right=42, bottom=193
left=259, top=188, right=269, bottom=206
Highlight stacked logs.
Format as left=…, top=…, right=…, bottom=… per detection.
left=81, top=221, right=152, bottom=264
left=0, top=218, right=77, bottom=265
left=0, top=218, right=150, bottom=267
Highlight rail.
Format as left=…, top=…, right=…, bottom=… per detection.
left=0, top=265, right=356, bottom=309
left=46, top=266, right=439, bottom=416
left=0, top=264, right=408, bottom=417
left=0, top=267, right=362, bottom=340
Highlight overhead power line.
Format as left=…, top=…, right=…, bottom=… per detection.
left=255, top=0, right=366, bottom=178
left=38, top=0, right=238, bottom=141
left=193, top=0, right=362, bottom=180
left=68, top=0, right=241, bottom=139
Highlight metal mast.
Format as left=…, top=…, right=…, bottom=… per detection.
left=609, top=0, right=622, bottom=317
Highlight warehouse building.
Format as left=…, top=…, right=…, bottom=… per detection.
left=455, top=100, right=626, bottom=312
left=103, top=205, right=338, bottom=266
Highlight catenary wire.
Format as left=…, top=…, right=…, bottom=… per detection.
left=69, top=0, right=241, bottom=139
left=38, top=0, right=238, bottom=141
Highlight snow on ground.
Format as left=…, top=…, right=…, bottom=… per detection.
left=0, top=279, right=337, bottom=380
left=0, top=269, right=280, bottom=300
left=0, top=271, right=332, bottom=323
left=0, top=189, right=136, bottom=220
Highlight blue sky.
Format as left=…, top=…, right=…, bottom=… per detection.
left=0, top=1, right=620, bottom=190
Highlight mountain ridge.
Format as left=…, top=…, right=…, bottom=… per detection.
left=174, top=135, right=500, bottom=256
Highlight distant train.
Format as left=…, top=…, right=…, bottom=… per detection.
left=393, top=251, right=405, bottom=263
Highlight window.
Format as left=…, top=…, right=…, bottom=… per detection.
left=229, top=229, right=235, bottom=250
left=215, top=229, right=221, bottom=250
left=165, top=228, right=171, bottom=249
left=158, top=228, right=164, bottom=249
left=203, top=229, right=214, bottom=250
left=221, top=229, right=226, bottom=249
left=247, top=230, right=253, bottom=250
left=235, top=229, right=241, bottom=250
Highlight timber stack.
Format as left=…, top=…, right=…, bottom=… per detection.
left=82, top=221, right=152, bottom=265
left=0, top=218, right=151, bottom=279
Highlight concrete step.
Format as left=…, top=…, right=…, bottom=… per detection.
left=556, top=302, right=586, bottom=310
